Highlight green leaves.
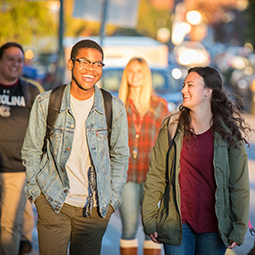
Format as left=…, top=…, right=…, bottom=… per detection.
left=0, top=0, right=56, bottom=45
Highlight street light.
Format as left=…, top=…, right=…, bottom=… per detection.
left=171, top=21, right=191, bottom=45
left=186, top=10, right=202, bottom=25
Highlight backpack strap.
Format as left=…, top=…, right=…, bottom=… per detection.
left=165, top=112, right=180, bottom=184
left=42, top=85, right=66, bottom=154
left=100, top=88, right=112, bottom=148
left=20, top=79, right=31, bottom=108
left=167, top=112, right=180, bottom=147
left=46, top=85, right=67, bottom=141
left=20, top=78, right=41, bottom=109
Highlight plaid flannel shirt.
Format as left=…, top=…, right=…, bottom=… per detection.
left=127, top=96, right=170, bottom=183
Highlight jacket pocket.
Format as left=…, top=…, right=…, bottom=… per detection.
left=49, top=127, right=63, bottom=154
left=157, top=184, right=173, bottom=236
left=36, top=159, right=58, bottom=192
left=97, top=129, right=109, bottom=156
left=223, top=187, right=231, bottom=214
left=157, top=183, right=181, bottom=239
left=218, top=187, right=233, bottom=237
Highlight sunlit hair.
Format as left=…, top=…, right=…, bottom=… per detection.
left=118, top=57, right=153, bottom=115
left=179, top=66, right=252, bottom=146
left=0, top=42, right=24, bottom=60
left=70, top=39, right=104, bottom=60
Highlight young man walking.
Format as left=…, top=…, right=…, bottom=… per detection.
left=22, top=39, right=129, bottom=255
left=0, top=42, right=40, bottom=255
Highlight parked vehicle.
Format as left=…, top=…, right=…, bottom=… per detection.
left=230, top=66, right=255, bottom=112
left=173, top=41, right=210, bottom=67
left=65, top=36, right=169, bottom=68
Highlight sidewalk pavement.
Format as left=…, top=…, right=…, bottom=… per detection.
left=26, top=160, right=255, bottom=255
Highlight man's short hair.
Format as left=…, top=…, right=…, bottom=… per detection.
left=70, top=39, right=104, bottom=60
left=0, top=42, right=24, bottom=60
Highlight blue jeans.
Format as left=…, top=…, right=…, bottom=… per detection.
left=119, top=182, right=150, bottom=240
left=164, top=223, right=226, bottom=255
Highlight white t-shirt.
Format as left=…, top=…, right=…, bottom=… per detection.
left=65, top=94, right=97, bottom=208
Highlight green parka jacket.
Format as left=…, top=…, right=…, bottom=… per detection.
left=142, top=115, right=250, bottom=247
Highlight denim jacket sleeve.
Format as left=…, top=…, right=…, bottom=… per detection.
left=108, top=96, right=129, bottom=211
left=22, top=91, right=50, bottom=203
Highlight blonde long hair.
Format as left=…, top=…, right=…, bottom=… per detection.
left=118, top=57, right=153, bottom=115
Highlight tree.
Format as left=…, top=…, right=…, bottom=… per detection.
left=0, top=0, right=172, bottom=49
left=243, top=0, right=255, bottom=47
left=136, top=0, right=172, bottom=39
left=0, top=0, right=56, bottom=46
left=64, top=0, right=172, bottom=40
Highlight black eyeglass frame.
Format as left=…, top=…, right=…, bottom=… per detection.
left=71, top=58, right=105, bottom=68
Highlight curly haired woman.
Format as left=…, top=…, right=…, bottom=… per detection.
left=142, top=66, right=251, bottom=255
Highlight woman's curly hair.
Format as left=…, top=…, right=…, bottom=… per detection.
left=179, top=66, right=252, bottom=146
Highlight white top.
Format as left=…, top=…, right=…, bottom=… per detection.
left=65, top=94, right=97, bottom=208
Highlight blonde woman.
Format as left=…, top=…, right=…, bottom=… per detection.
left=118, top=57, right=170, bottom=255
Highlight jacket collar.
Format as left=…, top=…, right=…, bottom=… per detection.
left=59, top=83, right=104, bottom=115
left=92, top=85, right=105, bottom=115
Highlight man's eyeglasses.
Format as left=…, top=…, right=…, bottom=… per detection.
left=71, top=58, right=105, bottom=70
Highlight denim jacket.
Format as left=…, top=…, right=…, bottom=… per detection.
left=22, top=84, right=129, bottom=217
left=142, top=117, right=249, bottom=246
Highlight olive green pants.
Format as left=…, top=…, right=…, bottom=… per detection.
left=35, top=194, right=113, bottom=255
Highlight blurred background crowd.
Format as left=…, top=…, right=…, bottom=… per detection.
left=1, top=0, right=255, bottom=113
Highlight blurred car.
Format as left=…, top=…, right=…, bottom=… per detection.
left=22, top=65, right=45, bottom=93
left=230, top=65, right=255, bottom=112
left=215, top=46, right=251, bottom=73
left=99, top=65, right=185, bottom=112
left=173, top=41, right=210, bottom=67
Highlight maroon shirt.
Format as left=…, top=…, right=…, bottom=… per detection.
left=127, top=96, right=169, bottom=183
left=179, top=128, right=218, bottom=233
